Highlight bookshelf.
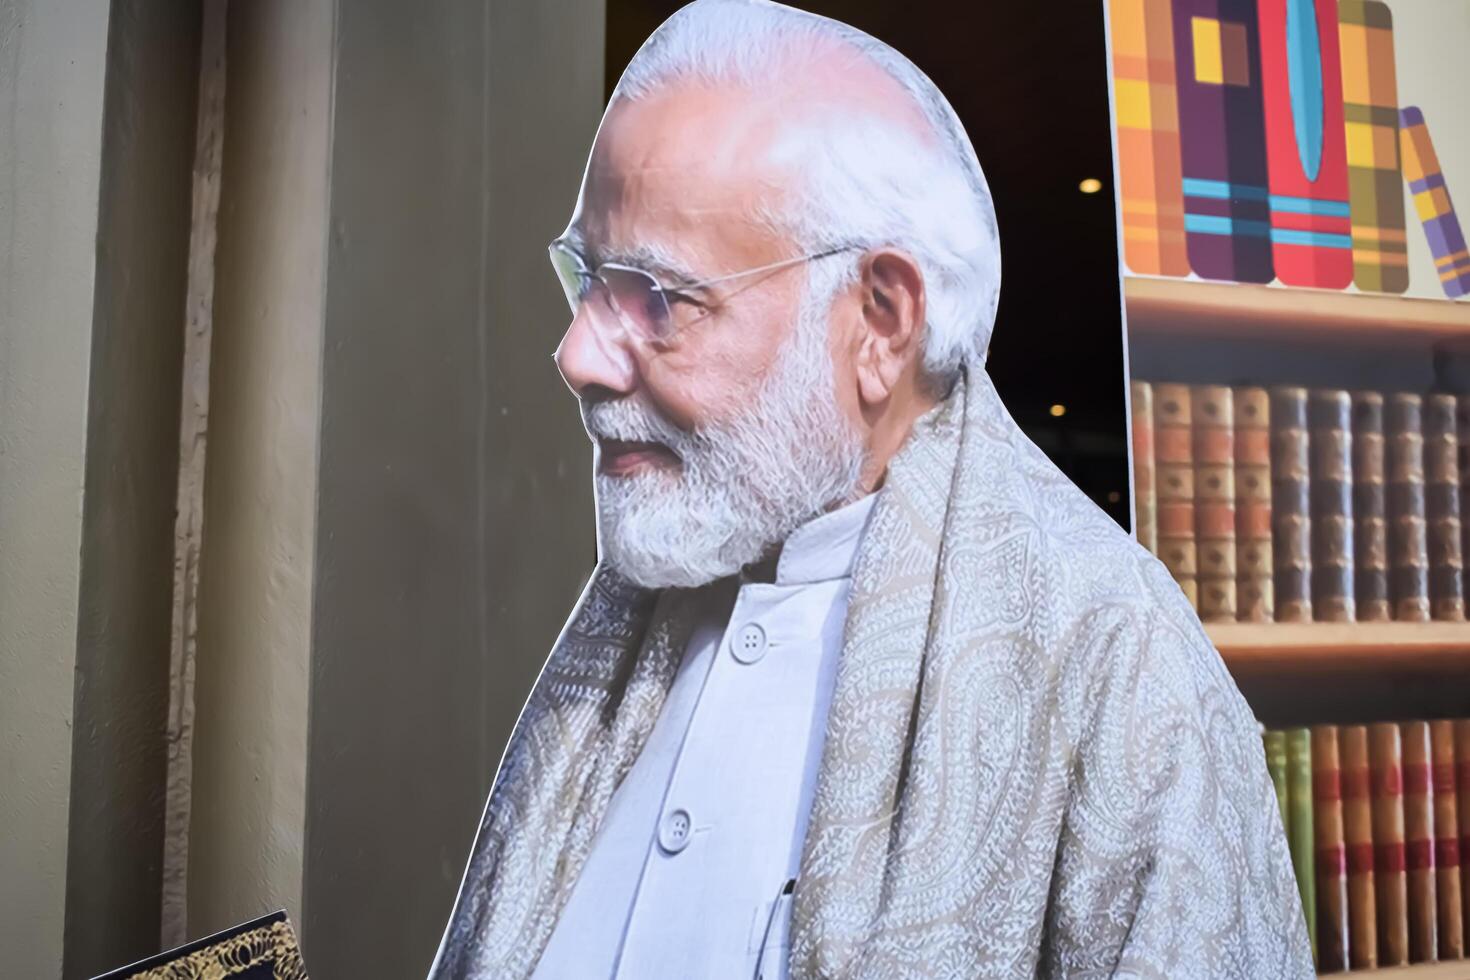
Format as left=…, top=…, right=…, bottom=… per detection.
left=1350, top=962, right=1470, bottom=979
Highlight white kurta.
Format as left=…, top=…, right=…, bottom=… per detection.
left=529, top=494, right=877, bottom=980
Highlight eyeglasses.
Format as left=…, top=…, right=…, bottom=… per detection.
left=549, top=239, right=857, bottom=347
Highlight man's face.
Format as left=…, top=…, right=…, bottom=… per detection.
left=554, top=82, right=868, bottom=588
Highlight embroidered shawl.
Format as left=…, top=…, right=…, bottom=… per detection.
left=429, top=365, right=1315, bottom=979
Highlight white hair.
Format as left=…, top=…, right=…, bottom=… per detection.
left=613, top=0, right=1002, bottom=381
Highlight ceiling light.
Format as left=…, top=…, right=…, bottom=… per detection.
left=1050, top=403, right=1066, bottom=417
left=1078, top=177, right=1103, bottom=194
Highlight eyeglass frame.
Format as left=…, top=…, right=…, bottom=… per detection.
left=548, top=238, right=860, bottom=349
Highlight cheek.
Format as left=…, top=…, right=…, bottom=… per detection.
left=643, top=303, right=792, bottom=428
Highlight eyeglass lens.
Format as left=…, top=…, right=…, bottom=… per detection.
left=549, top=244, right=675, bottom=343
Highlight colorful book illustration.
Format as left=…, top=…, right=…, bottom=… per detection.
left=1256, top=0, right=1353, bottom=287
left=1400, top=107, right=1470, bottom=299
left=1112, top=0, right=1191, bottom=275
left=1172, top=0, right=1275, bottom=282
left=1337, top=0, right=1409, bottom=293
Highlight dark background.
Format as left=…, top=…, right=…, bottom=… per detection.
left=607, top=0, right=1132, bottom=529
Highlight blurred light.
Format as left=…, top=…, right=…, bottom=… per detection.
left=1078, top=177, right=1103, bottom=194
left=1049, top=403, right=1067, bottom=417
left=1107, top=490, right=1121, bottom=503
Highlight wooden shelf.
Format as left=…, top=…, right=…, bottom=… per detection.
left=1124, top=276, right=1470, bottom=344
left=1208, top=621, right=1470, bottom=671
left=1328, top=961, right=1470, bottom=978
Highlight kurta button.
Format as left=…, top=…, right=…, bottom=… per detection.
left=658, top=808, right=693, bottom=854
left=732, top=622, right=768, bottom=663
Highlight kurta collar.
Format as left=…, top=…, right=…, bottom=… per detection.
left=771, top=492, right=878, bottom=586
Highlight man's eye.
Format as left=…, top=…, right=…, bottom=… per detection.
left=665, top=291, right=706, bottom=309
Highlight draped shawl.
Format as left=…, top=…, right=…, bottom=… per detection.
left=430, top=365, right=1314, bottom=979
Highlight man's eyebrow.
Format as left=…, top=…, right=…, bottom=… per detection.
left=596, top=241, right=707, bottom=290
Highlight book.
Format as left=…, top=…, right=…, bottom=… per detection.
left=1337, top=0, right=1409, bottom=293
left=1131, top=381, right=1158, bottom=554
left=1371, top=721, right=1410, bottom=966
left=1403, top=721, right=1439, bottom=962
left=1430, top=719, right=1464, bottom=959
left=1459, top=399, right=1470, bottom=619
left=1256, top=0, right=1353, bottom=288
left=1387, top=393, right=1431, bottom=622
left=1272, top=387, right=1313, bottom=621
left=1287, top=727, right=1317, bottom=961
left=1343, top=725, right=1379, bottom=969
left=1399, top=107, right=1470, bottom=298
left=1193, top=385, right=1237, bottom=620
left=1235, top=387, right=1274, bottom=621
left=1309, top=389, right=1355, bottom=621
left=1352, top=391, right=1391, bottom=621
left=1458, top=721, right=1470, bottom=955
left=1314, top=725, right=1350, bottom=971
left=90, top=909, right=308, bottom=979
left=1171, top=0, right=1274, bottom=283
left=1266, top=729, right=1291, bottom=831
left=1156, top=383, right=1198, bottom=609
left=1111, top=0, right=1190, bottom=276
left=1424, top=394, right=1465, bottom=621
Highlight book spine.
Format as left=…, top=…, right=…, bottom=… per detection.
left=1404, top=721, right=1440, bottom=962
left=1431, top=719, right=1464, bottom=959
left=1337, top=0, right=1409, bottom=293
left=1425, top=394, right=1466, bottom=620
left=1343, top=725, right=1379, bottom=969
left=1459, top=399, right=1470, bottom=617
left=1131, top=381, right=1158, bottom=555
left=1170, top=0, right=1274, bottom=283
left=1256, top=0, right=1353, bottom=288
left=1194, top=385, right=1237, bottom=620
left=1272, top=387, right=1313, bottom=621
left=1156, top=384, right=1198, bottom=609
left=1457, top=721, right=1470, bottom=960
left=1399, top=107, right=1470, bottom=298
left=1288, top=727, right=1318, bottom=961
left=1315, top=725, right=1350, bottom=971
left=1372, top=721, right=1410, bottom=966
left=1353, top=391, right=1391, bottom=621
left=1111, top=0, right=1190, bottom=276
left=1387, top=393, right=1431, bottom=621
left=1310, top=390, right=1355, bottom=621
left=1236, top=387, right=1274, bottom=621
left=1266, top=729, right=1291, bottom=831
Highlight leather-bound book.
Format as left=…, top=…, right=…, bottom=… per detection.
left=1353, top=392, right=1391, bottom=621
left=1424, top=395, right=1465, bottom=620
left=1457, top=721, right=1470, bottom=950
left=1288, top=727, right=1318, bottom=961
left=1458, top=399, right=1470, bottom=611
left=1235, top=387, right=1274, bottom=621
left=1155, top=384, right=1197, bottom=609
left=1404, top=721, right=1440, bottom=962
left=1343, top=726, right=1379, bottom=969
left=1266, top=729, right=1290, bottom=830
left=1131, top=381, right=1158, bottom=555
left=1193, top=385, right=1236, bottom=620
left=1310, top=390, right=1355, bottom=621
left=1314, top=725, right=1351, bottom=971
left=1430, top=719, right=1464, bottom=959
left=1371, top=721, right=1410, bottom=966
left=1272, top=387, right=1313, bottom=621
left=1387, top=393, right=1431, bottom=621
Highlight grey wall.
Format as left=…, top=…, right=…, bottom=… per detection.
left=63, top=2, right=202, bottom=976
left=0, top=2, right=113, bottom=975
left=301, top=1, right=603, bottom=976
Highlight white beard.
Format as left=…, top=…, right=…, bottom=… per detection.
left=582, top=281, right=867, bottom=589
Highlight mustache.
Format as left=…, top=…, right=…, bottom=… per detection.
left=581, top=397, right=690, bottom=450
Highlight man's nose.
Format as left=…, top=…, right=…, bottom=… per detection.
left=554, top=301, right=638, bottom=399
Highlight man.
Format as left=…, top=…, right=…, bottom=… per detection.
left=431, top=1, right=1314, bottom=977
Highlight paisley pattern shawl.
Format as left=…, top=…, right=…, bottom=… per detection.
left=430, top=364, right=1315, bottom=979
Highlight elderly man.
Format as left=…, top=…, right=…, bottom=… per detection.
left=431, top=2, right=1313, bottom=978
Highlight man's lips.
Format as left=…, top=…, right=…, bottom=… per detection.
left=598, top=439, right=681, bottom=476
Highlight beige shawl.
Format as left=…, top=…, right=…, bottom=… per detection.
left=430, top=365, right=1314, bottom=979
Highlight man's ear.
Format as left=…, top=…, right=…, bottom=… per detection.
left=855, top=248, right=926, bottom=407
